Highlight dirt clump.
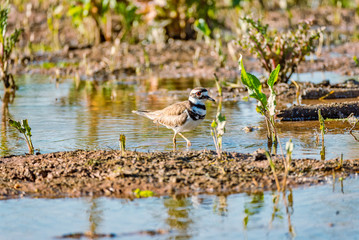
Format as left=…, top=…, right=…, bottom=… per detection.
left=278, top=101, right=359, bottom=121
left=0, top=150, right=358, bottom=199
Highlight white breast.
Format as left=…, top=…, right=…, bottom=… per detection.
left=174, top=112, right=204, bottom=133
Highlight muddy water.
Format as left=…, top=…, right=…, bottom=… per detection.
left=0, top=177, right=358, bottom=239
left=1, top=74, right=358, bottom=160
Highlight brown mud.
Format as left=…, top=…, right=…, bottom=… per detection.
left=1, top=150, right=358, bottom=199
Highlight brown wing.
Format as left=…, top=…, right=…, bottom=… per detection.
left=153, top=101, right=190, bottom=128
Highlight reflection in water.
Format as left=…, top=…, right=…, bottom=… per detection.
left=270, top=190, right=295, bottom=238
left=1, top=178, right=359, bottom=239
left=243, top=192, right=264, bottom=229
left=0, top=91, right=14, bottom=155
left=87, top=198, right=103, bottom=236
left=213, top=195, right=228, bottom=216
left=164, top=195, right=193, bottom=239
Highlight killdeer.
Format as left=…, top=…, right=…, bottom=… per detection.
left=132, top=87, right=215, bottom=149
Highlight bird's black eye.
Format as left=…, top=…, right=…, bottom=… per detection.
left=196, top=92, right=201, bottom=97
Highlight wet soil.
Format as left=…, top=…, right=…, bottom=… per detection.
left=1, top=150, right=358, bottom=199
left=278, top=101, right=359, bottom=121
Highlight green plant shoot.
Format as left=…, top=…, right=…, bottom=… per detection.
left=119, top=134, right=126, bottom=153
left=214, top=73, right=222, bottom=97
left=318, top=109, right=325, bottom=160
left=240, top=56, right=280, bottom=149
left=194, top=18, right=211, bottom=44
left=9, top=119, right=34, bottom=154
left=0, top=4, right=22, bottom=90
left=133, top=188, right=154, bottom=198
left=211, top=112, right=226, bottom=158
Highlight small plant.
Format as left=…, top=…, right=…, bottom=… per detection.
left=213, top=73, right=222, bottom=97
left=346, top=113, right=359, bottom=142
left=239, top=17, right=324, bottom=83
left=9, top=119, right=34, bottom=154
left=119, top=134, right=126, bottom=154
left=211, top=112, right=226, bottom=158
left=265, top=151, right=280, bottom=191
left=240, top=56, right=280, bottom=150
left=194, top=18, right=211, bottom=43
left=282, top=139, right=294, bottom=191
left=0, top=4, right=22, bottom=91
left=353, top=56, right=359, bottom=67
left=133, top=188, right=154, bottom=198
left=318, top=109, right=326, bottom=160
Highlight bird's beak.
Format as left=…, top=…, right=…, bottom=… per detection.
left=207, top=96, right=216, bottom=102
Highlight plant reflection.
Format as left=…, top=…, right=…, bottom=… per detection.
left=270, top=189, right=296, bottom=238
left=243, top=192, right=264, bottom=229
left=0, top=91, right=14, bottom=155
left=213, top=195, right=228, bottom=216
left=164, top=195, right=193, bottom=239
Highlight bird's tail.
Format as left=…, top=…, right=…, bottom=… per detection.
left=132, top=110, right=155, bottom=120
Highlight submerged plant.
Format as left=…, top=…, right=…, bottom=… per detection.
left=9, top=119, right=34, bottom=154
left=0, top=4, right=22, bottom=91
left=239, top=17, right=323, bottom=83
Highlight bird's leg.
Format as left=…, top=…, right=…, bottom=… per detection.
left=172, top=133, right=177, bottom=151
left=178, top=133, right=192, bottom=147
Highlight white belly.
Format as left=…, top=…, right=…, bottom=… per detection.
left=175, top=116, right=203, bottom=133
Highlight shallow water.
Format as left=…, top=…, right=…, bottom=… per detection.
left=0, top=74, right=358, bottom=160
left=0, top=176, right=358, bottom=239
left=1, top=74, right=359, bottom=239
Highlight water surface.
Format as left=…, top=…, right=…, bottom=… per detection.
left=1, top=74, right=358, bottom=160
left=0, top=177, right=358, bottom=239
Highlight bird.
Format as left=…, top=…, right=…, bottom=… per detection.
left=132, top=87, right=215, bottom=149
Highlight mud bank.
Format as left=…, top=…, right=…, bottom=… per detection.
left=278, top=101, right=359, bottom=121
left=0, top=150, right=358, bottom=199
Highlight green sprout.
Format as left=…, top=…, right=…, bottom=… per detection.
left=213, top=73, right=222, bottom=97
left=211, top=112, right=226, bottom=158
left=240, top=55, right=280, bottom=151
left=0, top=3, right=22, bottom=91
left=133, top=188, right=154, bottom=198
left=194, top=18, right=211, bottom=43
left=353, top=56, right=359, bottom=67
left=9, top=119, right=34, bottom=155
left=318, top=109, right=325, bottom=160
left=119, top=134, right=126, bottom=154
left=265, top=151, right=281, bottom=191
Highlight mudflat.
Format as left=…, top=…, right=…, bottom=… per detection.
left=1, top=150, right=358, bottom=199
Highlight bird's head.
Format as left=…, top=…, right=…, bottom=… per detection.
left=189, top=87, right=215, bottom=103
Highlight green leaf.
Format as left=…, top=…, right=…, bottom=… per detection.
left=211, top=120, right=217, bottom=128
left=194, top=18, right=211, bottom=37
left=22, top=119, right=32, bottom=137
left=241, top=59, right=267, bottom=107
left=134, top=188, right=154, bottom=198
left=217, top=113, right=226, bottom=122
left=267, top=65, right=280, bottom=88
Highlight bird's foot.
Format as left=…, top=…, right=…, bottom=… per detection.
left=186, top=141, right=192, bottom=147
